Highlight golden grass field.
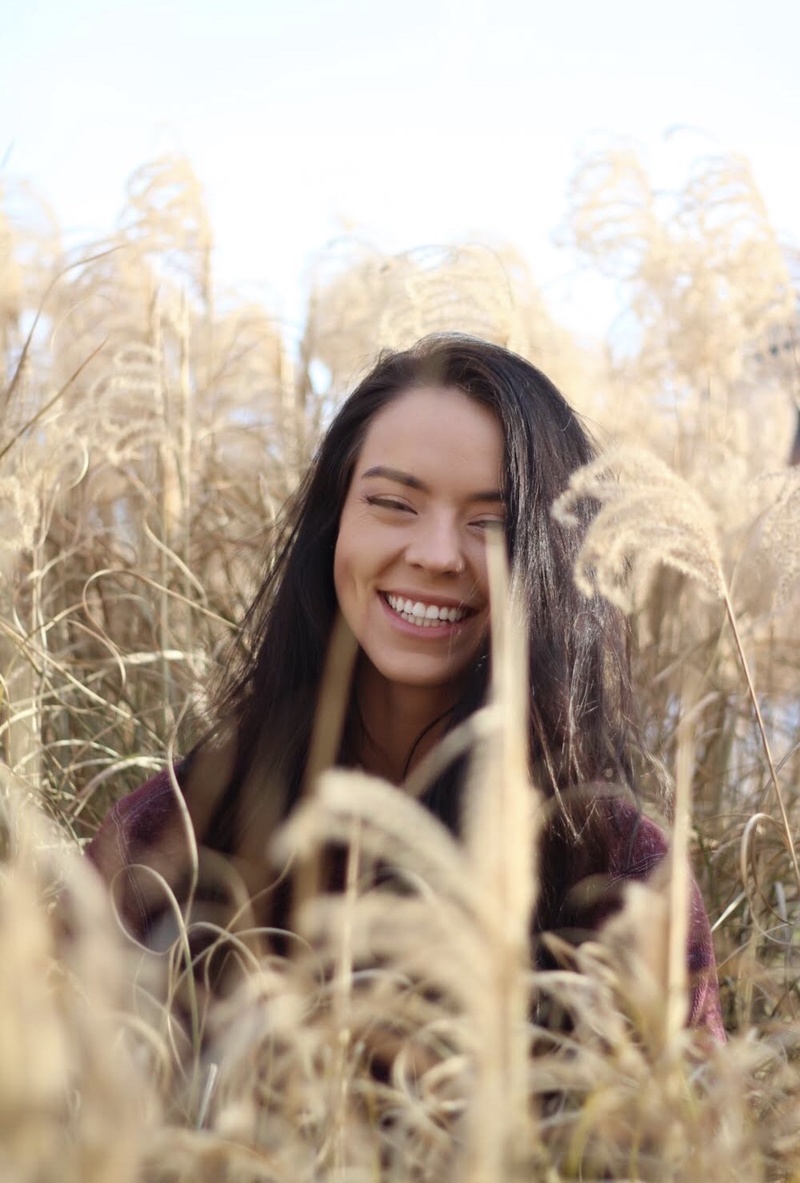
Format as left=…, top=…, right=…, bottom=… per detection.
left=1, top=144, right=799, bottom=1180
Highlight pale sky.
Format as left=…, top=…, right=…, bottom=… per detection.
left=4, top=0, right=799, bottom=342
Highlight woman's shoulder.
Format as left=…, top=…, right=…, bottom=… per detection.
left=602, top=794, right=670, bottom=883
left=84, top=761, right=197, bottom=945
left=85, top=763, right=186, bottom=881
left=544, top=787, right=669, bottom=886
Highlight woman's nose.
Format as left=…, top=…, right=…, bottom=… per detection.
left=405, top=515, right=465, bottom=575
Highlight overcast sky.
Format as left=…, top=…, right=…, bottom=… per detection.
left=4, top=0, right=798, bottom=342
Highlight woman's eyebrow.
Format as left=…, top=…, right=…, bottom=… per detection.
left=361, top=465, right=504, bottom=502
left=362, top=465, right=426, bottom=490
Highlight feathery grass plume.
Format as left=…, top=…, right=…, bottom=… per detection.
left=744, top=469, right=800, bottom=611
left=562, top=139, right=794, bottom=386
left=552, top=444, right=726, bottom=610
left=303, top=243, right=521, bottom=386
left=0, top=475, right=40, bottom=582
left=300, top=241, right=597, bottom=412
left=0, top=770, right=159, bottom=1182
left=120, top=155, right=213, bottom=301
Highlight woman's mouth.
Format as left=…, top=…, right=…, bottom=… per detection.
left=382, top=592, right=471, bottom=627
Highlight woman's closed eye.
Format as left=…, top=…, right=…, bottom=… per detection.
left=363, top=494, right=415, bottom=513
left=470, top=515, right=505, bottom=532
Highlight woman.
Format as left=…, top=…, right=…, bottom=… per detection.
left=88, top=334, right=725, bottom=1040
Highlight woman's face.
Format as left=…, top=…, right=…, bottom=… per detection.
left=334, top=385, right=505, bottom=697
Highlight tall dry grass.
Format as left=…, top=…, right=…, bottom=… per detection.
left=0, top=141, right=799, bottom=1179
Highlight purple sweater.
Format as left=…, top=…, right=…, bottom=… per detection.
left=87, top=766, right=726, bottom=1042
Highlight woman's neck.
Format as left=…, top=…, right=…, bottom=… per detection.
left=353, top=661, right=457, bottom=785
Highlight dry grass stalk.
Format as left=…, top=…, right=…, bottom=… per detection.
left=461, top=531, right=541, bottom=1181
left=0, top=772, right=159, bottom=1182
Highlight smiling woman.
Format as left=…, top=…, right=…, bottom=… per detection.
left=87, top=333, right=725, bottom=1041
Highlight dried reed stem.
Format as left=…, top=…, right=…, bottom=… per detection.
left=463, top=532, right=540, bottom=1181
left=722, top=588, right=800, bottom=890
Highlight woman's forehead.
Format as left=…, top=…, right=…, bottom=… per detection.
left=355, top=385, right=504, bottom=486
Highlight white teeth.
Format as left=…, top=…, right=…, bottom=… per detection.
left=385, top=594, right=468, bottom=625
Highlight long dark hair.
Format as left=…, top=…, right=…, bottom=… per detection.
left=195, top=334, right=638, bottom=867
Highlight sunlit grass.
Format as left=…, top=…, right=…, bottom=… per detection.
left=0, top=142, right=798, bottom=1179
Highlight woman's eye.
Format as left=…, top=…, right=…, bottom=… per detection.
left=364, top=495, right=413, bottom=513
left=472, top=518, right=505, bottom=532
